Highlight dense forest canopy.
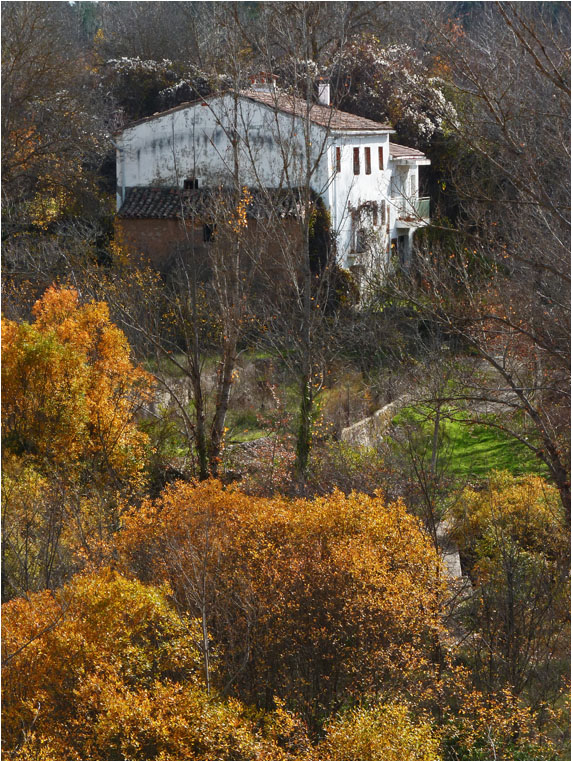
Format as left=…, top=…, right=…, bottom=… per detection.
left=2, top=2, right=570, bottom=760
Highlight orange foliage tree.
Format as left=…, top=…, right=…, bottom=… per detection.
left=2, top=286, right=153, bottom=599
left=1, top=569, right=299, bottom=761
left=2, top=285, right=151, bottom=474
left=118, top=479, right=447, bottom=723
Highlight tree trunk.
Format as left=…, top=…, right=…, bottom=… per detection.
left=191, top=368, right=209, bottom=481
left=209, top=338, right=237, bottom=477
left=295, top=370, right=313, bottom=484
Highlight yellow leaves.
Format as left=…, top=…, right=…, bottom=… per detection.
left=110, top=222, right=140, bottom=266
left=28, top=188, right=69, bottom=230
left=318, top=703, right=441, bottom=761
left=228, top=186, right=252, bottom=234
left=2, top=285, right=153, bottom=480
left=2, top=570, right=273, bottom=760
left=2, top=286, right=154, bottom=597
left=1, top=569, right=300, bottom=760
left=119, top=481, right=446, bottom=717
left=447, top=470, right=565, bottom=561
left=32, top=283, right=80, bottom=325
left=442, top=469, right=569, bottom=757
left=443, top=683, right=559, bottom=761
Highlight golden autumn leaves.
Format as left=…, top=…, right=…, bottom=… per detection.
left=3, top=483, right=446, bottom=761
left=2, top=285, right=152, bottom=477
left=2, top=287, right=568, bottom=760
left=118, top=479, right=447, bottom=709
left=228, top=187, right=252, bottom=235
left=2, top=572, right=271, bottom=761
left=4, top=474, right=565, bottom=760
left=2, top=287, right=153, bottom=599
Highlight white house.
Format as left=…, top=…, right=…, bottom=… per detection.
left=114, top=77, right=430, bottom=272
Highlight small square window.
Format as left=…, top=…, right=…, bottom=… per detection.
left=184, top=177, right=199, bottom=189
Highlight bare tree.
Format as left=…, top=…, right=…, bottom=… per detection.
left=230, top=2, right=364, bottom=485
left=102, top=20, right=279, bottom=481
left=1, top=2, right=106, bottom=237
left=385, top=2, right=570, bottom=512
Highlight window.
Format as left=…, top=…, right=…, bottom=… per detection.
left=380, top=200, right=386, bottom=226
left=410, top=174, right=417, bottom=197
left=365, top=147, right=371, bottom=175
left=356, top=228, right=367, bottom=252
left=184, top=177, right=199, bottom=189
left=398, top=234, right=408, bottom=265
left=378, top=146, right=384, bottom=170
left=353, top=147, right=360, bottom=175
left=351, top=209, right=359, bottom=251
left=203, top=223, right=215, bottom=242
left=372, top=202, right=378, bottom=226
left=335, top=146, right=341, bottom=173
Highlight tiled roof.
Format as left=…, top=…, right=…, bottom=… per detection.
left=240, top=89, right=393, bottom=132
left=389, top=142, right=427, bottom=160
left=118, top=187, right=184, bottom=219
left=117, top=90, right=393, bottom=134
left=118, top=186, right=305, bottom=220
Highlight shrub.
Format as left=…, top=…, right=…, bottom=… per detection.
left=118, top=480, right=446, bottom=722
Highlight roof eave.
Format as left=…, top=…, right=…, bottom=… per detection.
left=115, top=91, right=396, bottom=136
left=241, top=92, right=394, bottom=132
left=331, top=128, right=395, bottom=136
left=390, top=157, right=431, bottom=165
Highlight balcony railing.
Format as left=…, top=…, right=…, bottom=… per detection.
left=391, top=196, right=430, bottom=222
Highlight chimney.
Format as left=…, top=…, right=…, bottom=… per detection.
left=250, top=72, right=277, bottom=93
left=317, top=81, right=330, bottom=106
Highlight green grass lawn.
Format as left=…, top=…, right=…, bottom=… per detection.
left=443, top=417, right=546, bottom=478
left=394, top=406, right=548, bottom=479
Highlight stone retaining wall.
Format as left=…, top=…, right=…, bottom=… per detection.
left=340, top=394, right=411, bottom=447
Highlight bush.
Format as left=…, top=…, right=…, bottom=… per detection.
left=317, top=703, right=441, bottom=761
left=1, top=570, right=287, bottom=760
left=118, top=480, right=446, bottom=723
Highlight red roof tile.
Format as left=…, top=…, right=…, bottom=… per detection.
left=389, top=142, right=427, bottom=160
left=240, top=89, right=393, bottom=132
left=117, top=90, right=393, bottom=134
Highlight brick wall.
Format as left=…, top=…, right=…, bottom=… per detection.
left=116, top=218, right=204, bottom=268
left=116, top=218, right=304, bottom=282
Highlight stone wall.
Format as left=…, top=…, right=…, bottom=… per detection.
left=340, top=394, right=411, bottom=447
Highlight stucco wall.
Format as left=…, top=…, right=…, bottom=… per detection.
left=116, top=94, right=332, bottom=198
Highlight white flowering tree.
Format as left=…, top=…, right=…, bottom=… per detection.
left=328, top=34, right=457, bottom=147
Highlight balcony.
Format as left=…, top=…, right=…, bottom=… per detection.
left=391, top=196, right=430, bottom=224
